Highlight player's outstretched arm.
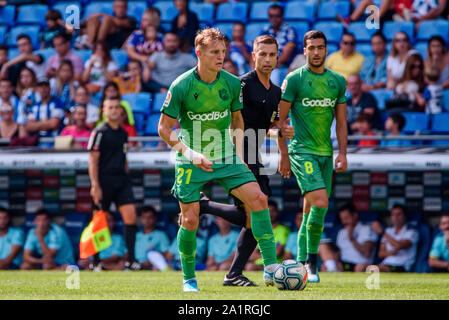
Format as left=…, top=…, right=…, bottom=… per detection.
left=335, top=102, right=348, bottom=172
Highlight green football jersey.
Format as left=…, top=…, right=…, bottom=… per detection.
left=161, top=67, right=243, bottom=162
left=281, top=65, right=347, bottom=157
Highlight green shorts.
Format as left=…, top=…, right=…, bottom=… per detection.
left=289, top=153, right=333, bottom=197
left=171, top=154, right=257, bottom=203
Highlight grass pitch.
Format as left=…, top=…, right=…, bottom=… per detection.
left=0, top=271, right=448, bottom=300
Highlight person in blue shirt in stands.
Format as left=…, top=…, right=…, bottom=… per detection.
left=429, top=215, right=449, bottom=272
left=360, top=32, right=388, bottom=92
left=0, top=207, right=24, bottom=269
left=135, top=206, right=171, bottom=270
left=21, top=208, right=74, bottom=270
left=381, top=113, right=412, bottom=147
left=206, top=217, right=239, bottom=271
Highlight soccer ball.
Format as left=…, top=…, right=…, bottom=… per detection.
left=273, top=260, right=308, bottom=291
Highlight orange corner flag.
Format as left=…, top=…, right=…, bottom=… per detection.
left=79, top=210, right=112, bottom=259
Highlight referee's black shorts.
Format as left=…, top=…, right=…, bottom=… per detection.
left=99, top=175, right=135, bottom=211
left=233, top=164, right=272, bottom=207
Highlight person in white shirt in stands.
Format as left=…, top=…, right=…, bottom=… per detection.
left=336, top=203, right=378, bottom=272
left=373, top=204, right=419, bottom=272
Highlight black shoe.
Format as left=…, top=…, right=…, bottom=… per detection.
left=199, top=192, right=209, bottom=202
left=123, top=261, right=142, bottom=271
left=223, top=274, right=258, bottom=287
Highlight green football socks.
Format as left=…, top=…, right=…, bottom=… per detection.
left=306, top=206, right=328, bottom=254
left=177, top=226, right=197, bottom=281
left=297, top=212, right=310, bottom=264
left=251, top=209, right=277, bottom=266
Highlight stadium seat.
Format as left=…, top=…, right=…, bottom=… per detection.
left=442, top=90, right=449, bottom=112
left=110, top=49, right=128, bottom=69
left=284, top=1, right=317, bottom=23
left=154, top=1, right=178, bottom=23
left=249, top=2, right=274, bottom=21
left=414, top=42, right=428, bottom=60
left=327, top=44, right=338, bottom=55
left=244, top=23, right=267, bottom=43
left=402, top=112, right=429, bottom=133
left=370, top=89, right=394, bottom=111
left=53, top=1, right=81, bottom=21
left=356, top=43, right=374, bottom=58
left=382, top=21, right=414, bottom=42
left=8, top=48, right=20, bottom=60
left=416, top=20, right=449, bottom=42
left=145, top=114, right=161, bottom=136
left=134, top=113, right=145, bottom=135
left=0, top=26, right=7, bottom=45
left=127, top=1, right=148, bottom=24
left=34, top=48, right=57, bottom=62
left=17, top=4, right=49, bottom=26
left=73, top=49, right=92, bottom=63
left=7, top=25, right=41, bottom=49
left=317, top=1, right=350, bottom=20
left=312, top=22, right=344, bottom=44
left=214, top=23, right=234, bottom=40
left=430, top=113, right=449, bottom=133
left=122, top=92, right=152, bottom=115
left=152, top=92, right=167, bottom=112
left=348, top=22, right=377, bottom=42
left=413, top=223, right=432, bottom=273
left=288, top=21, right=309, bottom=46
left=215, top=2, right=249, bottom=23
left=189, top=2, right=214, bottom=25
left=83, top=1, right=114, bottom=20
left=0, top=5, right=15, bottom=26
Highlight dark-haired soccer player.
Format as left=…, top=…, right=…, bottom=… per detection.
left=278, top=30, right=348, bottom=283
left=158, top=28, right=279, bottom=292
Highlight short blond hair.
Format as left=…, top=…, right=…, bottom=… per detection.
left=195, top=28, right=226, bottom=50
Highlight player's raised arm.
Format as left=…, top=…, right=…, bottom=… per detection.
left=335, top=102, right=348, bottom=172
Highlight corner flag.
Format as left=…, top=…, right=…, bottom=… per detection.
left=79, top=210, right=112, bottom=259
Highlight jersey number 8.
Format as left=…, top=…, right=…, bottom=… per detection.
left=304, top=161, right=314, bottom=174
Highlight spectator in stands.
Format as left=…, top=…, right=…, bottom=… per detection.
left=346, top=74, right=382, bottom=132
left=374, top=204, right=419, bottom=272
left=223, top=60, right=239, bottom=76
left=428, top=215, right=449, bottom=272
left=423, top=66, right=443, bottom=114
left=381, top=113, right=412, bottom=146
left=50, top=60, right=77, bottom=110
left=0, top=207, right=24, bottom=270
left=360, top=32, right=388, bottom=92
left=229, top=22, right=252, bottom=76
left=284, top=212, right=339, bottom=272
left=337, top=0, right=396, bottom=27
left=386, top=32, right=417, bottom=90
left=25, top=78, right=64, bottom=138
left=21, top=209, right=75, bottom=270
left=135, top=206, right=171, bottom=271
left=60, top=105, right=91, bottom=148
left=326, top=33, right=364, bottom=80
left=97, top=81, right=135, bottom=126
left=0, top=79, right=25, bottom=125
left=246, top=200, right=290, bottom=271
left=424, top=36, right=449, bottom=90
left=82, top=41, right=118, bottom=95
left=0, top=45, right=13, bottom=82
left=46, top=33, right=84, bottom=82
left=17, top=67, right=40, bottom=111
left=206, top=217, right=239, bottom=271
left=335, top=203, right=378, bottom=272
left=113, top=60, right=143, bottom=95
left=74, top=21, right=88, bottom=50
left=0, top=102, right=27, bottom=144
left=261, top=4, right=297, bottom=68
left=393, top=53, right=426, bottom=112
left=40, top=9, right=68, bottom=49
left=142, top=32, right=197, bottom=93
left=125, top=25, right=163, bottom=65
left=73, top=85, right=99, bottom=129
left=355, top=114, right=379, bottom=147
left=171, top=0, right=200, bottom=52
left=412, top=0, right=442, bottom=31
left=0, top=34, right=46, bottom=85
left=441, top=0, right=449, bottom=18
left=85, top=0, right=137, bottom=49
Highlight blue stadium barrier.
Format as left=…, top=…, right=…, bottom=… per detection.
left=382, top=21, right=414, bottom=42
left=52, top=1, right=82, bottom=21
left=0, top=5, right=16, bottom=26
left=214, top=22, right=234, bottom=40
left=431, top=113, right=449, bottom=133
left=249, top=1, right=275, bottom=22
left=127, top=1, right=148, bottom=24
left=215, top=2, right=249, bottom=23
left=7, top=25, right=41, bottom=49
left=348, top=22, right=377, bottom=42
left=244, top=22, right=268, bottom=43
left=152, top=92, right=167, bottom=112
left=122, top=92, right=152, bottom=115
left=313, top=21, right=344, bottom=44
left=284, top=1, right=316, bottom=23
left=145, top=113, right=161, bottom=136
left=189, top=2, right=214, bottom=25
left=317, top=1, right=350, bottom=20
left=0, top=26, right=7, bottom=45
left=416, top=20, right=449, bottom=42
left=403, top=112, right=429, bottom=134
left=73, top=49, right=92, bottom=63
left=17, top=4, right=49, bottom=27
left=154, top=1, right=178, bottom=23
left=83, top=1, right=114, bottom=20
left=110, top=49, right=129, bottom=69
left=370, top=89, right=394, bottom=111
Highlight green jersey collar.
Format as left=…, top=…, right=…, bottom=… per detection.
left=194, top=67, right=221, bottom=85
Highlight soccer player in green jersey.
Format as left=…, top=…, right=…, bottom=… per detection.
left=277, top=30, right=348, bottom=283
left=158, top=28, right=278, bottom=292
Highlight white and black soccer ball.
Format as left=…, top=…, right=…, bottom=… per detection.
left=273, top=260, right=308, bottom=291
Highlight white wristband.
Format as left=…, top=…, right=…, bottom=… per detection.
left=183, top=147, right=201, bottom=163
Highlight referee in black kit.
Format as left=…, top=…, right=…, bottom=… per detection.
left=87, top=97, right=140, bottom=270
left=198, top=35, right=294, bottom=286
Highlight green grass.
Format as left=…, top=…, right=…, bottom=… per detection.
left=0, top=271, right=448, bottom=300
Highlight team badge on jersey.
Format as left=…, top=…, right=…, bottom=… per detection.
left=219, top=89, right=229, bottom=101
left=327, top=79, right=336, bottom=89
left=163, top=91, right=172, bottom=107
left=281, top=79, right=288, bottom=94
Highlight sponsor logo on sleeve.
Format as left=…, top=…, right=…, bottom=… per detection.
left=162, top=91, right=172, bottom=107
left=281, top=79, right=288, bottom=94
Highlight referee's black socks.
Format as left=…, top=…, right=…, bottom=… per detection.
left=199, top=200, right=247, bottom=228
left=227, top=227, right=258, bottom=278
left=124, top=224, right=138, bottom=263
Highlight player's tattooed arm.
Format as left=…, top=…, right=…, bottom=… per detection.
left=335, top=102, right=348, bottom=172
